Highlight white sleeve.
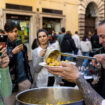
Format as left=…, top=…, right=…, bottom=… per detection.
left=78, top=36, right=81, bottom=48
left=102, top=100, right=105, bottom=105
left=88, top=41, right=92, bottom=51
left=32, top=49, right=43, bottom=73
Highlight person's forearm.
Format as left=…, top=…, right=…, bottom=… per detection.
left=76, top=75, right=103, bottom=105
left=32, top=51, right=43, bottom=73
left=0, top=67, right=12, bottom=97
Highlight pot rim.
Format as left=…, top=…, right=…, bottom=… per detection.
left=16, top=87, right=84, bottom=105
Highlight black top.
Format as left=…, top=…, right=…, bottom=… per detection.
left=61, top=34, right=76, bottom=52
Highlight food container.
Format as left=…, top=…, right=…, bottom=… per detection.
left=44, top=48, right=60, bottom=63
left=16, top=87, right=84, bottom=105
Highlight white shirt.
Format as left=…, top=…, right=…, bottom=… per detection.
left=80, top=40, right=92, bottom=52
left=72, top=34, right=81, bottom=49
left=102, top=100, right=105, bottom=105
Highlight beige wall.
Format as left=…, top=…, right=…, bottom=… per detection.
left=1, top=0, right=79, bottom=35
left=5, top=0, right=37, bottom=11
left=0, top=0, right=5, bottom=8
left=63, top=3, right=78, bottom=34
left=36, top=0, right=79, bottom=34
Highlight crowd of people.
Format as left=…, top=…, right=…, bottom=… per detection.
left=0, top=19, right=105, bottom=105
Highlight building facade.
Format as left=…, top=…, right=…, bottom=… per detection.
left=78, top=0, right=105, bottom=37
left=0, top=0, right=104, bottom=59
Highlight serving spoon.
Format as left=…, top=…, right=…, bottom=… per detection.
left=49, top=50, right=96, bottom=60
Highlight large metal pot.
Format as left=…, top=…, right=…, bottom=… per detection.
left=16, top=87, right=84, bottom=105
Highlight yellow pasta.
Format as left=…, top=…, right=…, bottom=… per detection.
left=65, top=60, right=69, bottom=63
left=46, top=57, right=69, bottom=66
left=46, top=101, right=71, bottom=105
left=46, top=51, right=69, bottom=66
left=46, top=57, right=60, bottom=66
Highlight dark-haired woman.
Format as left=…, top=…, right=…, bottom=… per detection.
left=32, top=29, right=60, bottom=88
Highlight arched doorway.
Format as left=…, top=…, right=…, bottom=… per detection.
left=78, top=0, right=104, bottom=37
left=85, top=2, right=98, bottom=34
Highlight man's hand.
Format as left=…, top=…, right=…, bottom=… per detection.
left=12, top=44, right=23, bottom=54
left=45, top=62, right=79, bottom=83
left=40, top=49, right=46, bottom=57
left=0, top=56, right=9, bottom=68
left=0, top=47, right=9, bottom=68
left=92, top=54, right=105, bottom=68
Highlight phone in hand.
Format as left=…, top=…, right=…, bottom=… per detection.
left=16, top=39, right=22, bottom=46
left=0, top=35, right=8, bottom=56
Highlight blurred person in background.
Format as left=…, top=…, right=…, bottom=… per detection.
left=48, top=29, right=57, bottom=44
left=88, top=30, right=93, bottom=41
left=80, top=34, right=92, bottom=70
left=90, top=29, right=102, bottom=56
left=91, top=29, right=101, bottom=49
left=31, top=38, right=38, bottom=50
left=58, top=27, right=65, bottom=46
left=72, top=31, right=81, bottom=61
left=51, top=29, right=57, bottom=42
left=61, top=31, right=76, bottom=61
left=58, top=27, right=66, bottom=60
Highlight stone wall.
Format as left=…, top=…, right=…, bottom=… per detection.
left=78, top=0, right=104, bottom=37
left=0, top=9, right=4, bottom=30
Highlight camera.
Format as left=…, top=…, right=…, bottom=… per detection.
left=16, top=39, right=22, bottom=46
left=0, top=35, right=8, bottom=42
left=0, top=35, right=8, bottom=56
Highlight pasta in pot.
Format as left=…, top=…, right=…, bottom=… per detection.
left=46, top=101, right=71, bottom=105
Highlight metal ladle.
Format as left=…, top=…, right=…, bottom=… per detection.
left=49, top=50, right=96, bottom=60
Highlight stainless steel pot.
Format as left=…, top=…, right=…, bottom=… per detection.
left=16, top=87, right=84, bottom=105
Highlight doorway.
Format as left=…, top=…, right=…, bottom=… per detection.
left=43, top=17, right=61, bottom=35
left=85, top=2, right=97, bottom=34
left=6, top=14, right=30, bottom=44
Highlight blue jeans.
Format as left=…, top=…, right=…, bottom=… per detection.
left=16, top=51, right=27, bottom=82
left=74, top=48, right=79, bottom=61
left=63, top=52, right=72, bottom=61
left=82, top=52, right=90, bottom=67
